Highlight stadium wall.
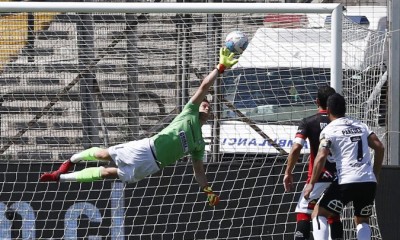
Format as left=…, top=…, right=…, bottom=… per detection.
left=0, top=163, right=397, bottom=239
left=375, top=165, right=400, bottom=240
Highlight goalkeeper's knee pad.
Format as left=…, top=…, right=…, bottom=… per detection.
left=71, top=147, right=101, bottom=163
left=76, top=167, right=102, bottom=182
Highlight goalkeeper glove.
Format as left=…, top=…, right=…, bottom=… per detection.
left=216, top=47, right=239, bottom=74
left=203, top=186, right=220, bottom=207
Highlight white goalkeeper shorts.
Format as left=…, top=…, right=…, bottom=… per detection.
left=295, top=182, right=332, bottom=214
left=108, top=138, right=160, bottom=183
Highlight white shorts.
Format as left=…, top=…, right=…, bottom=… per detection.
left=108, top=138, right=160, bottom=183
left=295, top=182, right=332, bottom=214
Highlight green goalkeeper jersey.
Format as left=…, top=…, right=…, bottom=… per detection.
left=151, top=102, right=205, bottom=168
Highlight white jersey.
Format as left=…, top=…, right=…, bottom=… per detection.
left=320, top=117, right=376, bottom=184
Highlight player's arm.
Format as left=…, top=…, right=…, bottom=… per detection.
left=284, top=120, right=307, bottom=192
left=304, top=139, right=330, bottom=200
left=190, top=48, right=238, bottom=105
left=368, top=133, right=385, bottom=182
left=283, top=142, right=303, bottom=192
left=192, top=158, right=220, bottom=206
left=192, top=158, right=209, bottom=188
left=309, top=146, right=329, bottom=185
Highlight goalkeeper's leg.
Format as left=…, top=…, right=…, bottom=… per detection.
left=60, top=166, right=118, bottom=182
left=62, top=147, right=112, bottom=172
left=70, top=147, right=112, bottom=163
left=40, top=166, right=118, bottom=182
left=39, top=147, right=113, bottom=182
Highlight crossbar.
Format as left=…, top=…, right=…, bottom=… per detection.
left=0, top=2, right=340, bottom=14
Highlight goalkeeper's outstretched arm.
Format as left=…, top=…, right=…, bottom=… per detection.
left=192, top=158, right=220, bottom=207
left=192, top=158, right=208, bottom=188
left=190, top=47, right=238, bottom=105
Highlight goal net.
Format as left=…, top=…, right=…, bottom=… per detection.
left=0, top=2, right=387, bottom=239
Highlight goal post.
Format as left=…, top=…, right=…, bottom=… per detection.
left=0, top=2, right=387, bottom=240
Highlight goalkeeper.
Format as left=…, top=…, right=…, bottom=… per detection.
left=40, top=47, right=238, bottom=207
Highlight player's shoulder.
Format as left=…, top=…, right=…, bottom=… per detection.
left=350, top=118, right=368, bottom=128
left=321, top=117, right=351, bottom=135
left=184, top=101, right=199, bottom=109
left=302, top=112, right=328, bottom=125
left=321, top=121, right=337, bottom=135
left=335, top=116, right=365, bottom=128
left=181, top=101, right=200, bottom=114
left=350, top=119, right=371, bottom=134
left=301, top=113, right=316, bottom=123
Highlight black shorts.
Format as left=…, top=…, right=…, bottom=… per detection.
left=318, top=181, right=377, bottom=217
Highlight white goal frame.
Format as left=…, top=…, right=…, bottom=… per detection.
left=0, top=2, right=370, bottom=240
left=0, top=2, right=343, bottom=93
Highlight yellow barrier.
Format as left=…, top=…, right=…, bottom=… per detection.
left=0, top=12, right=58, bottom=72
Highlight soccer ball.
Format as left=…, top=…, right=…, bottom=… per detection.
left=225, top=31, right=249, bottom=54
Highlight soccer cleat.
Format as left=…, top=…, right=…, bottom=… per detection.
left=57, top=160, right=74, bottom=174
left=39, top=171, right=61, bottom=182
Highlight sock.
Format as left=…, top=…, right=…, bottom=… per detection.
left=312, top=216, right=329, bottom=240
left=295, top=219, right=311, bottom=239
left=356, top=223, right=371, bottom=240
left=328, top=216, right=343, bottom=240
left=59, top=172, right=78, bottom=182
left=59, top=167, right=102, bottom=182
left=70, top=147, right=102, bottom=163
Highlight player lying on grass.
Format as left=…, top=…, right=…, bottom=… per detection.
left=40, top=47, right=239, bottom=207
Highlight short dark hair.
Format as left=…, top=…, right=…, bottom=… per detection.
left=202, top=98, right=210, bottom=104
left=327, top=93, right=346, bottom=117
left=317, top=85, right=336, bottom=109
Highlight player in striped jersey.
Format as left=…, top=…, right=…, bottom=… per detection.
left=304, top=93, right=384, bottom=240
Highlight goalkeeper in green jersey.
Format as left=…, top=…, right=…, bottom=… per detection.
left=39, top=48, right=238, bottom=207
